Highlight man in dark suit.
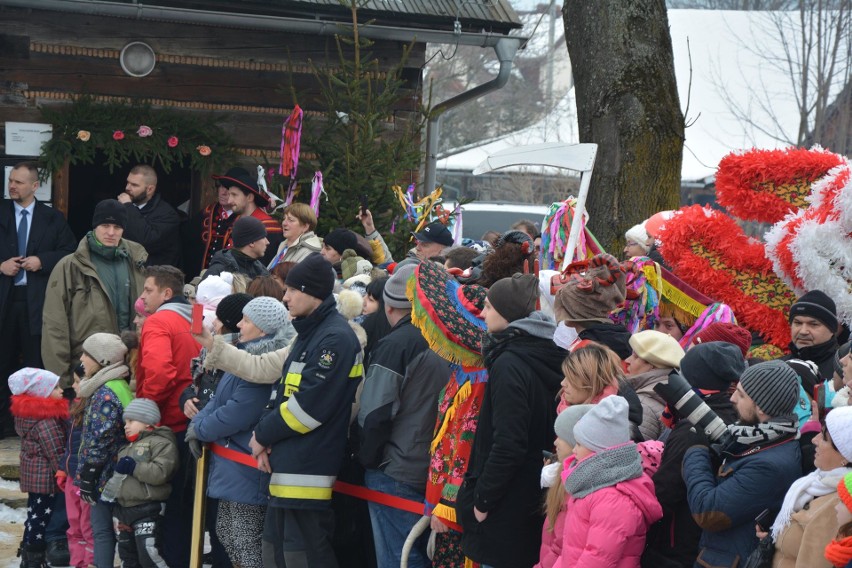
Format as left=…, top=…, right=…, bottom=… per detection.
left=0, top=161, right=76, bottom=435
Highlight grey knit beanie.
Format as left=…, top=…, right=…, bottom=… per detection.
left=573, top=396, right=630, bottom=452
left=383, top=263, right=416, bottom=309
left=82, top=333, right=128, bottom=366
left=124, top=398, right=161, bottom=426
left=242, top=296, right=288, bottom=335
left=554, top=404, right=594, bottom=447
left=739, top=360, right=800, bottom=418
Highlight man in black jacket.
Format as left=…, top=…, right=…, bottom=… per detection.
left=456, top=273, right=566, bottom=568
left=649, top=342, right=745, bottom=567
left=0, top=161, right=76, bottom=435
left=780, top=290, right=840, bottom=390
left=203, top=216, right=269, bottom=281
left=119, top=164, right=181, bottom=267
left=357, top=263, right=449, bottom=568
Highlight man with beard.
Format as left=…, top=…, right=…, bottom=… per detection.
left=781, top=290, right=840, bottom=393
left=682, top=360, right=802, bottom=567
left=119, top=165, right=181, bottom=267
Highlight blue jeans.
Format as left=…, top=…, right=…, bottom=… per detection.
left=364, top=469, right=429, bottom=568
left=90, top=499, right=115, bottom=568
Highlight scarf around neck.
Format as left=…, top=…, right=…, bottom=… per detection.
left=562, top=443, right=643, bottom=499
left=727, top=415, right=799, bottom=446
left=771, top=466, right=850, bottom=540
left=79, top=362, right=129, bottom=399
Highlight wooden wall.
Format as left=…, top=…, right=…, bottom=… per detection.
left=0, top=6, right=425, bottom=212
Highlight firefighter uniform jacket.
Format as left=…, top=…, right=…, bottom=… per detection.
left=253, top=295, right=362, bottom=509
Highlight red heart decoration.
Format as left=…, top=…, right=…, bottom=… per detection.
left=659, top=205, right=796, bottom=349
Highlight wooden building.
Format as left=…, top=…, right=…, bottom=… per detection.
left=0, top=0, right=520, bottom=240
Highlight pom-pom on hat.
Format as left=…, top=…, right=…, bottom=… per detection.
left=555, top=254, right=626, bottom=324
left=92, top=199, right=127, bottom=230
left=573, top=395, right=631, bottom=452
left=692, top=322, right=753, bottom=358
left=215, top=293, right=253, bottom=333
left=629, top=330, right=685, bottom=369
left=739, top=360, right=800, bottom=418
left=9, top=368, right=60, bottom=398
left=838, top=471, right=852, bottom=513
left=680, top=342, right=746, bottom=391
left=82, top=333, right=128, bottom=366
left=124, top=398, right=161, bottom=426
left=487, top=273, right=539, bottom=323
left=789, top=290, right=838, bottom=333
left=554, top=404, right=594, bottom=447
left=826, top=405, right=852, bottom=463
left=242, top=296, right=288, bottom=335
left=285, top=252, right=335, bottom=300
left=231, top=216, right=267, bottom=248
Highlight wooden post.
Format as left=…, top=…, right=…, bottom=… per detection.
left=53, top=158, right=70, bottom=215
left=189, top=447, right=208, bottom=568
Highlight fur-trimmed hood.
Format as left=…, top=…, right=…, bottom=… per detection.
left=11, top=394, right=69, bottom=420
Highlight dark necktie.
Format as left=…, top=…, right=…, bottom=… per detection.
left=15, top=209, right=28, bottom=284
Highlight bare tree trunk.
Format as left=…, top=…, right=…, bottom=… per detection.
left=563, top=0, right=684, bottom=251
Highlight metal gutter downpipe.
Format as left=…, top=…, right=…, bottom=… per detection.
left=423, top=37, right=522, bottom=193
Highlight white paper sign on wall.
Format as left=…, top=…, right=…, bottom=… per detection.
left=5, top=122, right=53, bottom=156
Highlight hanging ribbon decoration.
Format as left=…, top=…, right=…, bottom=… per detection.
left=309, top=172, right=327, bottom=217
left=256, top=165, right=280, bottom=210
left=279, top=105, right=303, bottom=206
left=392, top=186, right=444, bottom=233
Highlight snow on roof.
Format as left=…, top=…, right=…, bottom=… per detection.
left=438, top=9, right=818, bottom=181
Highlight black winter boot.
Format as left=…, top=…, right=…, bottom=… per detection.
left=19, top=545, right=49, bottom=568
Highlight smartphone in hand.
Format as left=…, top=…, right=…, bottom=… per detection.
left=360, top=194, right=369, bottom=216
left=755, top=508, right=773, bottom=532
left=191, top=303, right=204, bottom=335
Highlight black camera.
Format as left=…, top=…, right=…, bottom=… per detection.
left=654, top=372, right=731, bottom=444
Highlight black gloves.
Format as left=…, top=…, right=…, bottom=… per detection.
left=78, top=464, right=101, bottom=505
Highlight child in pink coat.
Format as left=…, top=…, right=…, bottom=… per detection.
left=559, top=396, right=662, bottom=568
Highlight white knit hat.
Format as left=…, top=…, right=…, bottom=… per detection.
left=826, top=405, right=852, bottom=462
left=9, top=368, right=60, bottom=398
left=625, top=224, right=651, bottom=253
left=573, top=396, right=631, bottom=452
left=629, top=330, right=685, bottom=369
left=196, top=272, right=234, bottom=308
left=82, top=333, right=128, bottom=366
left=242, top=296, right=288, bottom=335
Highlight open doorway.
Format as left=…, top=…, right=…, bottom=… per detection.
left=67, top=156, right=192, bottom=241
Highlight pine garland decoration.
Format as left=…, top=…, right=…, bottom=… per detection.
left=38, top=96, right=237, bottom=176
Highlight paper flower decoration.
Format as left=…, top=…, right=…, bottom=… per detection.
left=167, top=136, right=179, bottom=148
left=76, top=130, right=91, bottom=142
left=113, top=130, right=125, bottom=141
left=197, top=145, right=212, bottom=156
left=137, top=125, right=153, bottom=137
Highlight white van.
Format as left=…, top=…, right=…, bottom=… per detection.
left=444, top=201, right=551, bottom=240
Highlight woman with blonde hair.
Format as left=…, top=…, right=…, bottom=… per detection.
left=268, top=202, right=322, bottom=267
left=559, top=343, right=645, bottom=440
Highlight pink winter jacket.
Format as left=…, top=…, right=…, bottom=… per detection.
left=559, top=457, right=663, bottom=567
left=536, top=441, right=664, bottom=568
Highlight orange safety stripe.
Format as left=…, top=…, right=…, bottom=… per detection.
left=210, top=443, right=257, bottom=468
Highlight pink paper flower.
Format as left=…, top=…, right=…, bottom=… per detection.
left=113, top=130, right=125, bottom=141
left=137, top=125, right=153, bottom=137
left=196, top=145, right=211, bottom=156
left=167, top=136, right=179, bottom=148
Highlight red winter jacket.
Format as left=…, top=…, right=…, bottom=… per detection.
left=137, top=302, right=200, bottom=432
left=12, top=394, right=69, bottom=494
